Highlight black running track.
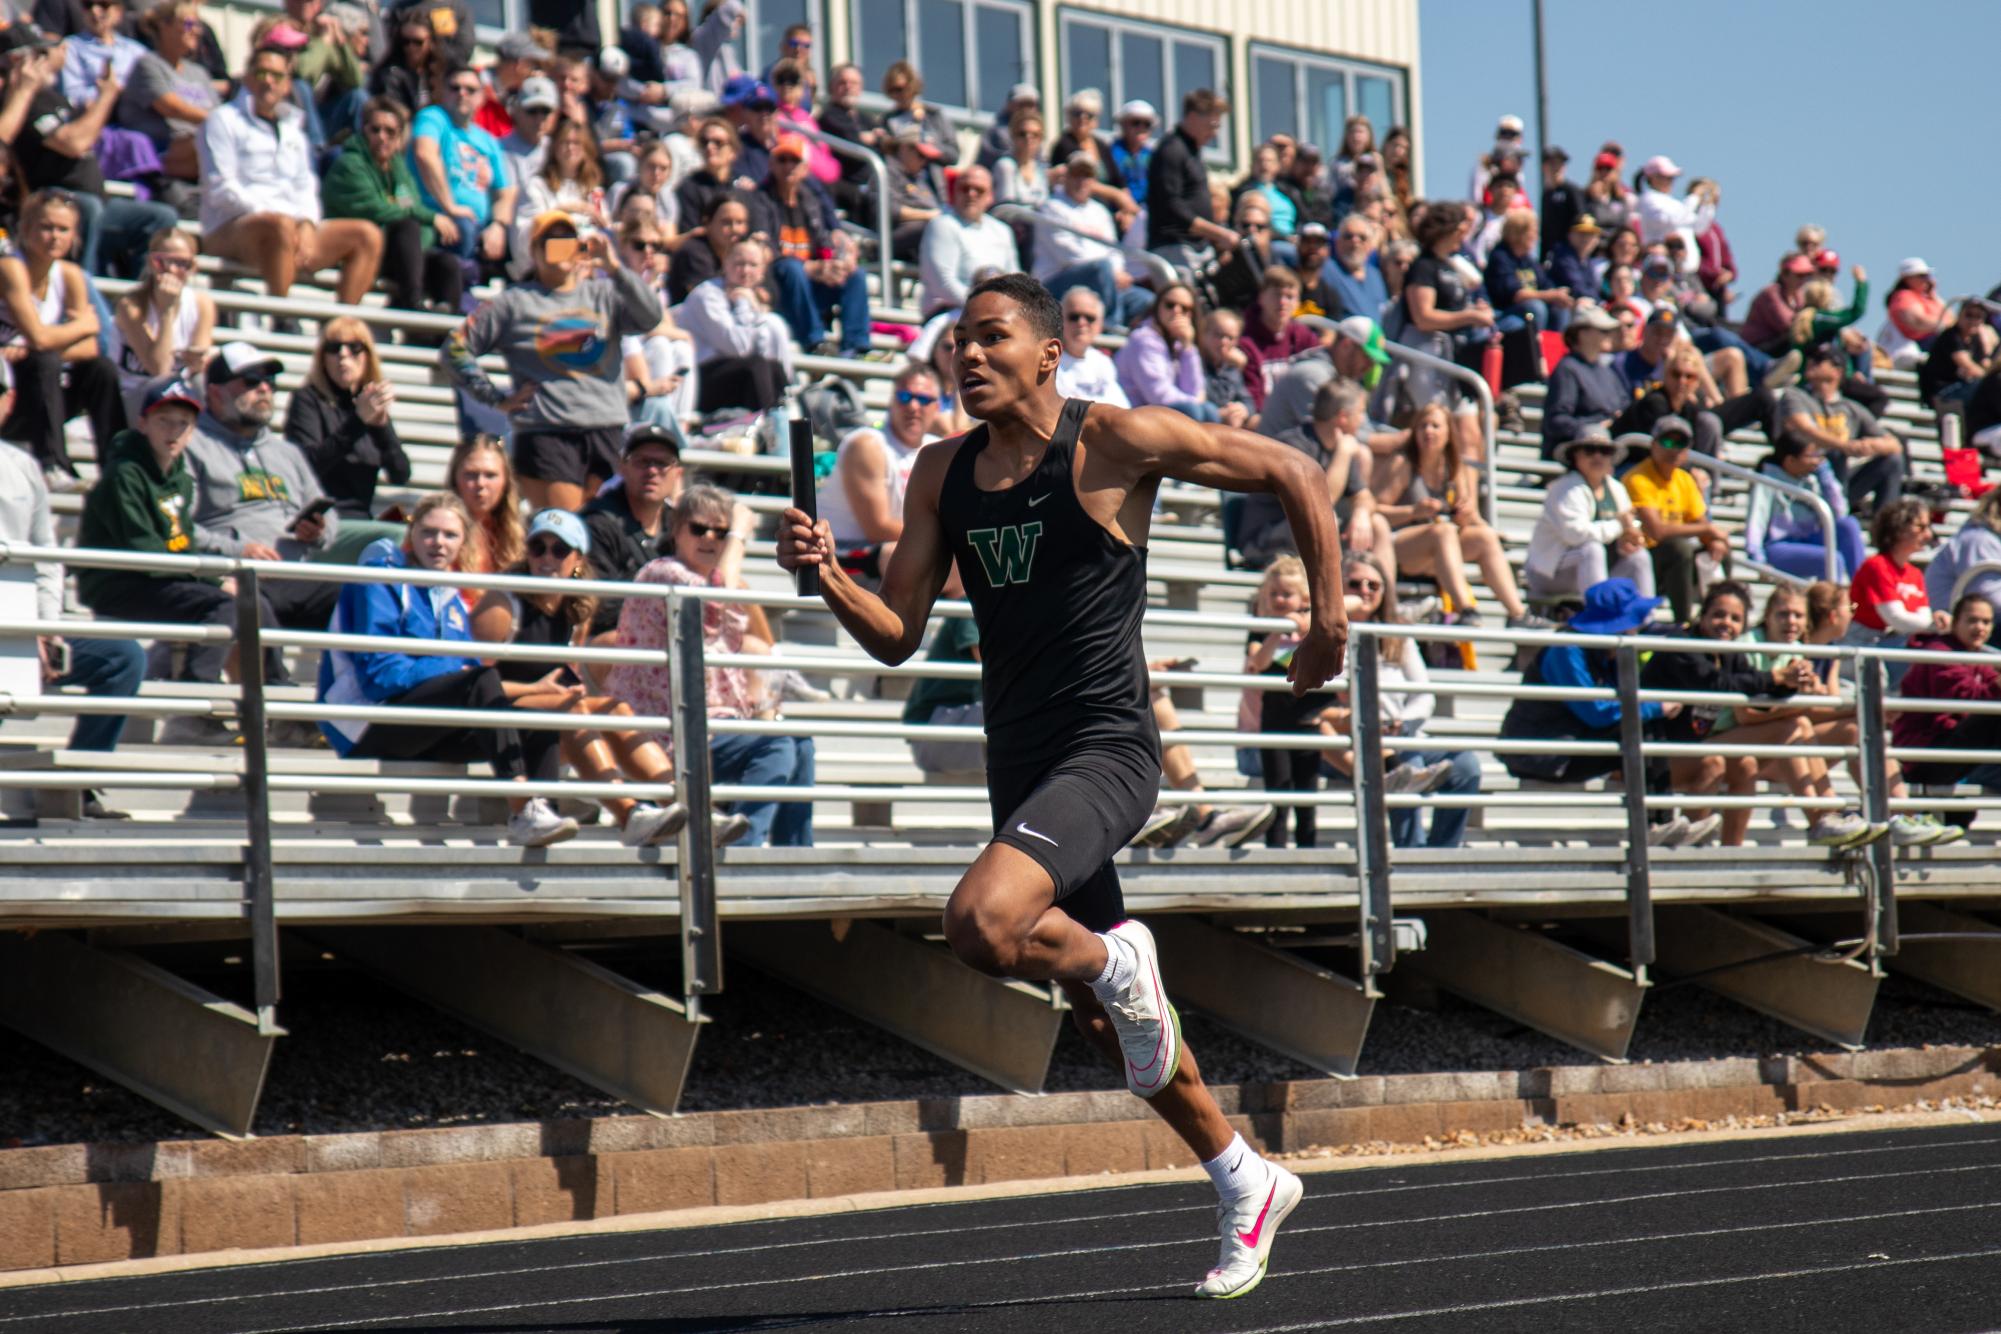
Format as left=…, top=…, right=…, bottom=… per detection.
left=8, top=1122, right=2001, bottom=1334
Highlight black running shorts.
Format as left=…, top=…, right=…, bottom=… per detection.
left=987, top=740, right=1159, bottom=933
left=511, top=426, right=623, bottom=487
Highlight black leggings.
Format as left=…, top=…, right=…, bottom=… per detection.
left=0, top=351, right=123, bottom=473
left=351, top=666, right=560, bottom=781
left=1260, top=745, right=1319, bottom=848
left=696, top=355, right=788, bottom=414
left=380, top=216, right=465, bottom=313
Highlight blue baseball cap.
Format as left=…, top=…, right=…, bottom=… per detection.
left=1567, top=577, right=1663, bottom=636
left=525, top=508, right=591, bottom=556
left=141, top=375, right=202, bottom=416
left=721, top=74, right=775, bottom=109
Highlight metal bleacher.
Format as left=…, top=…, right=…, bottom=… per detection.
left=3, top=252, right=1999, bottom=1142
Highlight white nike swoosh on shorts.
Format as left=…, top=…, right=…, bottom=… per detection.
left=1015, top=823, right=1059, bottom=846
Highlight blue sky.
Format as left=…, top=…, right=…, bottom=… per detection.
left=1418, top=0, right=1999, bottom=321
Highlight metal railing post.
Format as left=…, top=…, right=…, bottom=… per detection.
left=668, top=593, right=723, bottom=1010
left=234, top=568, right=281, bottom=1036
left=793, top=124, right=898, bottom=309
left=1614, top=644, right=1655, bottom=982
left=1683, top=453, right=1839, bottom=584
left=1348, top=628, right=1395, bottom=989
left=1857, top=653, right=1898, bottom=966
left=1366, top=338, right=1498, bottom=530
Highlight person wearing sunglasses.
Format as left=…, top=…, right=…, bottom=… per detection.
left=614, top=483, right=816, bottom=847
left=120, top=0, right=221, bottom=183
left=498, top=75, right=559, bottom=194
left=107, top=225, right=215, bottom=423
left=917, top=166, right=1018, bottom=320
left=819, top=362, right=943, bottom=581
left=470, top=508, right=719, bottom=851
left=759, top=23, right=815, bottom=100
left=284, top=316, right=412, bottom=527
left=322, top=95, right=467, bottom=316
left=201, top=47, right=385, bottom=305
left=406, top=59, right=519, bottom=272
left=606, top=139, right=685, bottom=239
left=616, top=218, right=698, bottom=436
left=1525, top=429, right=1652, bottom=603
left=1051, top=287, right=1128, bottom=408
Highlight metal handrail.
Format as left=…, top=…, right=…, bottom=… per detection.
left=1682, top=453, right=1839, bottom=584
left=1949, top=559, right=2001, bottom=609
left=1349, top=331, right=1499, bottom=531
left=789, top=123, right=898, bottom=309
left=989, top=202, right=1175, bottom=291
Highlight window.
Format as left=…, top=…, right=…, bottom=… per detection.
left=1247, top=43, right=1407, bottom=153
left=1058, top=10, right=1229, bottom=163
left=849, top=0, right=1033, bottom=118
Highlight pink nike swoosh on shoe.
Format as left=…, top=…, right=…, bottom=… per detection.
left=1125, top=952, right=1169, bottom=1083
left=1237, top=1180, right=1277, bottom=1247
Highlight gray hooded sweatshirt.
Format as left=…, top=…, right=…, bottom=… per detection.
left=185, top=410, right=338, bottom=560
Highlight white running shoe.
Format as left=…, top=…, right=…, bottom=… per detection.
left=1196, top=1162, right=1305, bottom=1300
left=1807, top=811, right=1872, bottom=848
left=712, top=810, right=753, bottom=847
left=508, top=798, right=580, bottom=848
left=1891, top=813, right=1962, bottom=847
left=1131, top=805, right=1187, bottom=848
left=1190, top=803, right=1277, bottom=848
left=1100, top=920, right=1182, bottom=1099
left=1671, top=812, right=1725, bottom=848
left=1646, top=815, right=1691, bottom=847
left=1384, top=757, right=1455, bottom=795
left=621, top=801, right=689, bottom=848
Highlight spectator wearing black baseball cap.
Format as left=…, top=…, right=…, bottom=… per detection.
left=1538, top=145, right=1579, bottom=262
left=581, top=422, right=684, bottom=632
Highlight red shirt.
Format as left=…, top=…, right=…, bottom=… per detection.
left=474, top=89, right=513, bottom=140
left=1850, top=554, right=1927, bottom=632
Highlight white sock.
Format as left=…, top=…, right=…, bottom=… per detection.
left=1087, top=932, right=1135, bottom=1002
left=1201, top=1133, right=1267, bottom=1200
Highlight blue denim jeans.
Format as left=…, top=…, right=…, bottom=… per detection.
left=710, top=732, right=816, bottom=846
left=1386, top=746, right=1482, bottom=849
left=70, top=190, right=180, bottom=279
left=1766, top=515, right=1866, bottom=583
left=1691, top=325, right=1773, bottom=382
left=50, top=637, right=145, bottom=751
left=769, top=257, right=871, bottom=355
left=1494, top=298, right=1550, bottom=336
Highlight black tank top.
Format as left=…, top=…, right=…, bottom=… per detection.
left=500, top=595, right=573, bottom=683
left=936, top=397, right=1158, bottom=770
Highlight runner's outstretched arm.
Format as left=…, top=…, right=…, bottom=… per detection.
left=776, top=439, right=955, bottom=666
left=1093, top=405, right=1348, bottom=691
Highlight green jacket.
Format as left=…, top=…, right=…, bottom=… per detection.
left=75, top=430, right=209, bottom=607
left=321, top=148, right=437, bottom=249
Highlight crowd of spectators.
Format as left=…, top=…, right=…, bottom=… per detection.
left=0, top=1, right=1996, bottom=852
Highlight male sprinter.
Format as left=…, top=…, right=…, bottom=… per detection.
left=778, top=274, right=1346, bottom=1298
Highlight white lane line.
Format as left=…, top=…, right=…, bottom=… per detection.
left=0, top=1202, right=1211, bottom=1329
left=793, top=1198, right=2001, bottom=1326
left=1235, top=1245, right=2001, bottom=1331
left=16, top=1130, right=2000, bottom=1328
left=181, top=1163, right=2001, bottom=1334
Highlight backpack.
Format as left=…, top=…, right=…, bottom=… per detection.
left=798, top=375, right=870, bottom=447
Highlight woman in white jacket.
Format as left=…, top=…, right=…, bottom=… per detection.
left=1525, top=431, right=1655, bottom=599
left=674, top=239, right=795, bottom=413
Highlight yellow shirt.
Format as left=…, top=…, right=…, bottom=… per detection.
left=1622, top=458, right=1705, bottom=547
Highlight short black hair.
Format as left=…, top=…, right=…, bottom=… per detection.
left=966, top=272, right=1062, bottom=343
left=1803, top=341, right=1845, bottom=370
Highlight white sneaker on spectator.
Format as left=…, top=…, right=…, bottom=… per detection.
left=1150, top=802, right=1206, bottom=848
left=158, top=715, right=237, bottom=748
left=712, top=810, right=753, bottom=847
left=508, top=799, right=579, bottom=848
left=1190, top=803, right=1276, bottom=848
left=774, top=670, right=831, bottom=703
left=1671, top=813, right=1724, bottom=847
left=621, top=801, right=688, bottom=848
left=1384, top=758, right=1455, bottom=795
left=1762, top=349, right=1804, bottom=390
left=1807, top=811, right=1871, bottom=847
left=1132, top=805, right=1188, bottom=847
left=1891, top=813, right=1962, bottom=847
left=1647, top=815, right=1691, bottom=847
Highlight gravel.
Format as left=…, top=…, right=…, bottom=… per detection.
left=1, top=947, right=1996, bottom=1150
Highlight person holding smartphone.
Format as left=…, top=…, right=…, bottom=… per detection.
left=441, top=209, right=662, bottom=514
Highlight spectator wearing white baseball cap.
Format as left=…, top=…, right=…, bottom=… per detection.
left=1634, top=153, right=1712, bottom=259
left=1109, top=99, right=1157, bottom=208
left=1468, top=113, right=1525, bottom=203
left=1879, top=258, right=1950, bottom=370
left=974, top=81, right=1041, bottom=170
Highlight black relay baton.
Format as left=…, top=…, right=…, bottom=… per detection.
left=788, top=415, right=820, bottom=597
